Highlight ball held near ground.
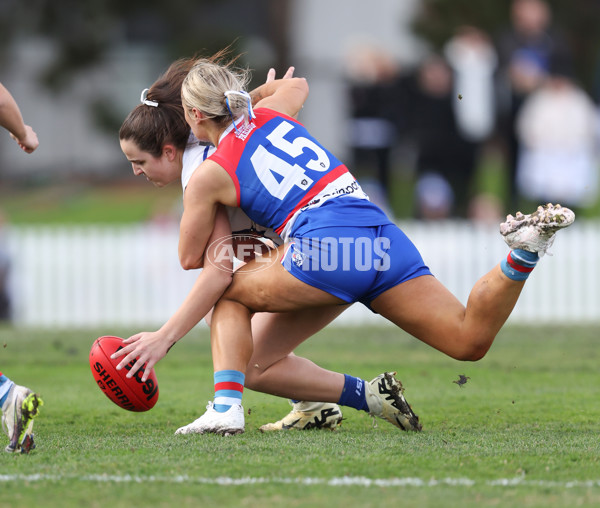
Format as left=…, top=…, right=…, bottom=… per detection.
left=89, top=335, right=159, bottom=412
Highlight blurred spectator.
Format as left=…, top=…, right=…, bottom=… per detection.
left=0, top=211, right=11, bottom=321
left=444, top=26, right=498, bottom=145
left=593, top=50, right=600, bottom=105
left=401, top=54, right=479, bottom=219
left=345, top=44, right=401, bottom=213
left=414, top=172, right=454, bottom=220
left=515, top=56, right=599, bottom=212
left=445, top=26, right=499, bottom=222
left=468, top=193, right=504, bottom=225
left=495, top=0, right=573, bottom=208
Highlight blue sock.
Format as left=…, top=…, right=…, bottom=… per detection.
left=0, top=374, right=14, bottom=408
left=338, top=374, right=369, bottom=412
left=501, top=249, right=539, bottom=281
left=213, top=370, right=245, bottom=413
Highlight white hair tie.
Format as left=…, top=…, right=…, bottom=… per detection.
left=224, top=90, right=256, bottom=120
left=140, top=88, right=158, bottom=108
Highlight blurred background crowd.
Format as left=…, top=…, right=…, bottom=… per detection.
left=2, top=0, right=600, bottom=321
left=346, top=0, right=600, bottom=221
left=2, top=0, right=600, bottom=218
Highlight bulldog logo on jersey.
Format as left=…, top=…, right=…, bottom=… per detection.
left=289, top=243, right=307, bottom=268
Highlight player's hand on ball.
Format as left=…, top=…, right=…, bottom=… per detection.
left=89, top=336, right=159, bottom=411
left=111, top=331, right=173, bottom=382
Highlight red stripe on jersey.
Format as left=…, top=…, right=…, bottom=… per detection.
left=506, top=253, right=534, bottom=273
left=275, top=164, right=350, bottom=235
left=256, top=107, right=301, bottom=125
left=209, top=153, right=241, bottom=206
left=214, top=381, right=244, bottom=393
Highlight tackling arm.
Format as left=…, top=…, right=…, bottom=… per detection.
left=112, top=205, right=234, bottom=381
left=251, top=77, right=309, bottom=119
left=178, top=159, right=236, bottom=269
left=154, top=204, right=234, bottom=343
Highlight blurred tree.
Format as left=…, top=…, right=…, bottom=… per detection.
left=0, top=0, right=290, bottom=131
left=0, top=0, right=287, bottom=87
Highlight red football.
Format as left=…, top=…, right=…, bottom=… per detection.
left=89, top=335, right=159, bottom=412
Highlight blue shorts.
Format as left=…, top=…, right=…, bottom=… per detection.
left=281, top=223, right=432, bottom=307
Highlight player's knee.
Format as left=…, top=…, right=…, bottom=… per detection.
left=244, top=364, right=265, bottom=390
left=244, top=369, right=256, bottom=388
left=452, top=340, right=492, bottom=362
left=222, top=277, right=265, bottom=312
left=462, top=347, right=488, bottom=362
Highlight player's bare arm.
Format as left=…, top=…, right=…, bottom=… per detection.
left=112, top=205, right=234, bottom=381
left=251, top=66, right=295, bottom=104
left=178, top=159, right=236, bottom=269
left=0, top=83, right=39, bottom=153
left=253, top=77, right=308, bottom=119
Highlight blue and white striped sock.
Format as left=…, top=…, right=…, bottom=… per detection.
left=213, top=370, right=245, bottom=413
left=0, top=373, right=15, bottom=409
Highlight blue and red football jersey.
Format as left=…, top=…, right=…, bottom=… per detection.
left=209, top=108, right=386, bottom=240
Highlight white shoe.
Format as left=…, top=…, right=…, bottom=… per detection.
left=2, top=384, right=43, bottom=453
left=175, top=402, right=244, bottom=436
left=365, top=372, right=422, bottom=431
left=500, top=203, right=575, bottom=256
left=259, top=401, right=343, bottom=432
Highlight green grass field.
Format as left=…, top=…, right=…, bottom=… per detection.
left=0, top=180, right=182, bottom=225
left=1, top=324, right=599, bottom=507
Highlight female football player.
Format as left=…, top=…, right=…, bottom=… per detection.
left=117, top=58, right=347, bottom=433
left=117, top=49, right=573, bottom=437
left=167, top=49, right=572, bottom=436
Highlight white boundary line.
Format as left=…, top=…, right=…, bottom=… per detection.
left=1, top=474, right=600, bottom=488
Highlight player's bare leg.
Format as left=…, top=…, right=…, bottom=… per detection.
left=371, top=269, right=523, bottom=360
left=181, top=203, right=574, bottom=435
left=181, top=249, right=422, bottom=434
left=210, top=263, right=347, bottom=400
left=204, top=303, right=347, bottom=431
left=249, top=307, right=347, bottom=431
left=247, top=307, right=347, bottom=396
left=372, top=203, right=575, bottom=359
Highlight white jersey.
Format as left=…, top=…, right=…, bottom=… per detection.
left=181, top=134, right=282, bottom=246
